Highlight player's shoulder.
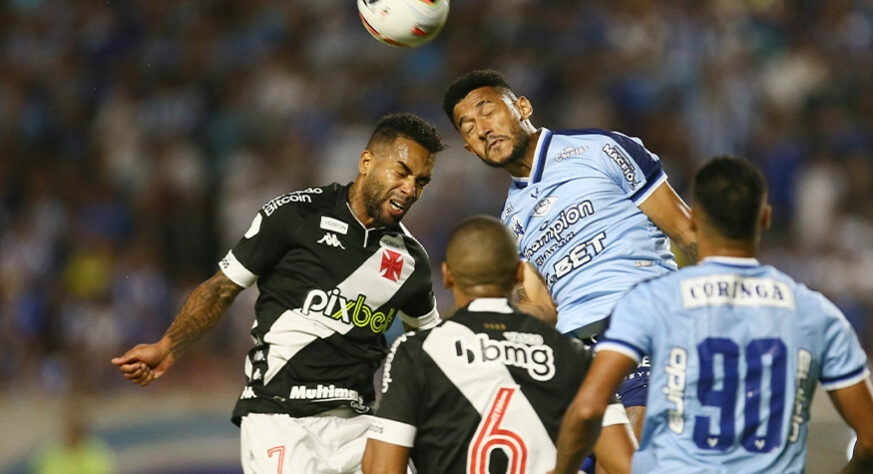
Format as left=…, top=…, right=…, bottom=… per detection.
left=551, top=128, right=648, bottom=151
left=260, top=183, right=343, bottom=217
left=395, top=222, right=429, bottom=259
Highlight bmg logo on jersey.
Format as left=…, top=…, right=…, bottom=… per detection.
left=301, top=288, right=396, bottom=333
left=454, top=333, right=555, bottom=381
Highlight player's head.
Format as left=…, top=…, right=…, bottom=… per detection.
left=692, top=155, right=771, bottom=248
left=442, top=70, right=537, bottom=169
left=356, top=113, right=445, bottom=227
left=443, top=215, right=523, bottom=303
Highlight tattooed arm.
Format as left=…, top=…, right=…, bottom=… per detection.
left=112, top=270, right=244, bottom=386
left=515, top=262, right=558, bottom=326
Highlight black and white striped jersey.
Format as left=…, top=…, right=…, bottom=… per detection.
left=218, top=183, right=439, bottom=423
left=368, top=298, right=592, bottom=473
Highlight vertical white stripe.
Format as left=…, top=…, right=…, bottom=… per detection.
left=423, top=321, right=556, bottom=472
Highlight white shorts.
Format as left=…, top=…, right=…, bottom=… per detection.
left=240, top=409, right=371, bottom=474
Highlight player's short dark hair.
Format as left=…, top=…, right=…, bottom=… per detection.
left=446, top=215, right=519, bottom=292
left=368, top=113, right=446, bottom=154
left=693, top=156, right=768, bottom=241
left=442, top=70, right=514, bottom=128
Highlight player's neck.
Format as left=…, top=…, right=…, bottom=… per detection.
left=452, top=287, right=512, bottom=311
left=505, top=129, right=541, bottom=179
left=347, top=180, right=376, bottom=228
left=697, top=240, right=758, bottom=261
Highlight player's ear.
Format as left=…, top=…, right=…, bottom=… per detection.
left=515, top=96, right=533, bottom=121
left=689, top=206, right=699, bottom=234
left=463, top=143, right=476, bottom=155
left=515, top=261, right=525, bottom=287
left=442, top=261, right=454, bottom=289
left=760, top=203, right=772, bottom=231
left=359, top=150, right=374, bottom=175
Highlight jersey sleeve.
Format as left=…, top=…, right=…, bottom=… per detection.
left=397, top=242, right=440, bottom=329
left=597, top=132, right=667, bottom=206
left=399, top=289, right=440, bottom=329
left=368, top=333, right=424, bottom=447
left=818, top=295, right=870, bottom=391
left=596, top=283, right=656, bottom=363
left=218, top=199, right=298, bottom=288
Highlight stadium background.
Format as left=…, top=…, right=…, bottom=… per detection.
left=1, top=0, right=871, bottom=472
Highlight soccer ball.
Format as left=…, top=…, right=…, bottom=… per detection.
left=357, top=0, right=450, bottom=48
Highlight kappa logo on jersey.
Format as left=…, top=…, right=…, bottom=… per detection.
left=380, top=249, right=403, bottom=281
left=453, top=333, right=556, bottom=381
left=301, top=287, right=396, bottom=333
left=317, top=232, right=346, bottom=249
left=602, top=144, right=639, bottom=188
left=240, top=386, right=256, bottom=399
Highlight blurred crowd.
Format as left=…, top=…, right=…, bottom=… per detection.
left=1, top=0, right=872, bottom=397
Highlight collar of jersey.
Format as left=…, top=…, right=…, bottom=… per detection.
left=468, top=298, right=513, bottom=314
left=511, top=128, right=552, bottom=189
left=701, top=256, right=760, bottom=268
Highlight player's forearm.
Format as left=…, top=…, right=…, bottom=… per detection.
left=553, top=408, right=603, bottom=474
left=163, top=271, right=243, bottom=359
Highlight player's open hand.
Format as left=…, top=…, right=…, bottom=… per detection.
left=111, top=341, right=175, bottom=387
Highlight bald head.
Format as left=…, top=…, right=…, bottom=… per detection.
left=445, top=215, right=520, bottom=296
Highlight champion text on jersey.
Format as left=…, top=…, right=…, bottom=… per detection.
left=453, top=333, right=556, bottom=381
left=318, top=232, right=346, bottom=249
left=301, top=287, right=396, bottom=334
left=380, top=249, right=403, bottom=281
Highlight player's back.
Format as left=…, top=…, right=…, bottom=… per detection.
left=618, top=257, right=868, bottom=473
left=377, top=298, right=591, bottom=473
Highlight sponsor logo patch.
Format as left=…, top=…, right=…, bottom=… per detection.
left=301, top=287, right=397, bottom=334
left=532, top=196, right=558, bottom=217
left=602, top=144, right=639, bottom=188
left=320, top=216, right=349, bottom=235
left=555, top=145, right=588, bottom=161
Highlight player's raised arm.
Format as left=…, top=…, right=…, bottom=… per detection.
left=111, top=270, right=244, bottom=386
left=637, top=180, right=698, bottom=263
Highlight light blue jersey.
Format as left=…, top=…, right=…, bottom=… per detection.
left=598, top=257, right=871, bottom=473
left=501, top=128, right=677, bottom=334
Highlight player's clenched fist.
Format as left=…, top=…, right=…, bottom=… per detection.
left=111, top=340, right=175, bottom=387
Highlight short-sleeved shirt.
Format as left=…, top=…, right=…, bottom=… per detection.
left=598, top=256, right=870, bottom=473
left=220, top=183, right=439, bottom=423
left=368, top=298, right=595, bottom=473
left=500, top=128, right=677, bottom=334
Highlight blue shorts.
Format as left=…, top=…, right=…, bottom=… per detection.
left=576, top=335, right=650, bottom=408
left=617, top=356, right=649, bottom=408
